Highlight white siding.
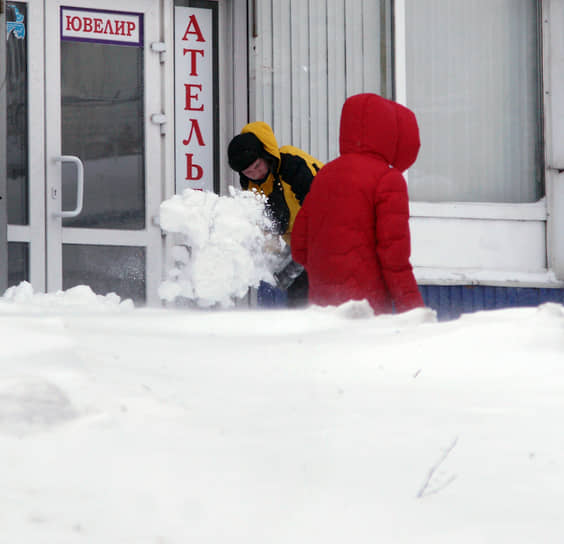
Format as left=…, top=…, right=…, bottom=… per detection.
left=326, top=0, right=346, bottom=161
left=248, top=0, right=390, bottom=163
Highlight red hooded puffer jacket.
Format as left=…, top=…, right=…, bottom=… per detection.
left=291, top=93, right=424, bottom=314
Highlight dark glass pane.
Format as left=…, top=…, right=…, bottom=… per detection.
left=6, top=2, right=29, bottom=225
left=8, top=242, right=29, bottom=287
left=62, top=244, right=146, bottom=303
left=60, top=41, right=145, bottom=229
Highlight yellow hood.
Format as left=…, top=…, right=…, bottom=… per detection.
left=241, top=122, right=281, bottom=166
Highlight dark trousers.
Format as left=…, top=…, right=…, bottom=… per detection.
left=286, top=270, right=309, bottom=308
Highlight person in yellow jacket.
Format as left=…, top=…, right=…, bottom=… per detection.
left=228, top=121, right=323, bottom=307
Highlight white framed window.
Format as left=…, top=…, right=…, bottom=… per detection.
left=394, top=0, right=564, bottom=285
left=403, top=0, right=543, bottom=204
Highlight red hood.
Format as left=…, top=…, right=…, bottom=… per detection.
left=339, top=93, right=420, bottom=172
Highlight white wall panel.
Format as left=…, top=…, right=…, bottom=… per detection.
left=344, top=0, right=363, bottom=96
left=249, top=0, right=389, bottom=163
left=308, top=0, right=328, bottom=162
left=326, top=0, right=346, bottom=161
left=290, top=0, right=310, bottom=148
left=272, top=0, right=292, bottom=148
left=362, top=0, right=384, bottom=93
left=410, top=217, right=546, bottom=272
left=250, top=0, right=273, bottom=125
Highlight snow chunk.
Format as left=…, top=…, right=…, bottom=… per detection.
left=333, top=299, right=375, bottom=319
left=159, top=187, right=285, bottom=308
left=0, top=282, right=134, bottom=312
left=310, top=299, right=437, bottom=324
left=536, top=302, right=564, bottom=318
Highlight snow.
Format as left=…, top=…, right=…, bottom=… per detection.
left=158, top=187, right=284, bottom=308
left=1, top=187, right=563, bottom=542
left=1, top=279, right=564, bottom=543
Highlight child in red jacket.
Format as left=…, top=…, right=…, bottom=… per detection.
left=291, top=93, right=424, bottom=314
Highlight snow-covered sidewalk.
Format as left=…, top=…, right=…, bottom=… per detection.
left=1, top=284, right=564, bottom=543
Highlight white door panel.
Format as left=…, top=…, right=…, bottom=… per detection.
left=43, top=0, right=163, bottom=303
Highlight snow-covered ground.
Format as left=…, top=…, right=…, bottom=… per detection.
left=1, top=281, right=564, bottom=543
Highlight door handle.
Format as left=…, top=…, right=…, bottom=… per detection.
left=54, top=155, right=84, bottom=218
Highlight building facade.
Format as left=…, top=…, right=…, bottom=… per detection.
left=3, top=0, right=564, bottom=316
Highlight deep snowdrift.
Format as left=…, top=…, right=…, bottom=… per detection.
left=1, top=283, right=563, bottom=543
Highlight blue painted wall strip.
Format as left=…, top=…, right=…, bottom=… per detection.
left=257, top=282, right=564, bottom=319
left=419, top=285, right=564, bottom=321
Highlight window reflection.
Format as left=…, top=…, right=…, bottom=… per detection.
left=7, top=242, right=29, bottom=287
left=60, top=41, right=145, bottom=229
left=406, top=0, right=543, bottom=203
left=63, top=244, right=146, bottom=303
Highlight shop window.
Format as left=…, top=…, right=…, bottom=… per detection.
left=405, top=0, right=543, bottom=203
left=60, top=41, right=145, bottom=230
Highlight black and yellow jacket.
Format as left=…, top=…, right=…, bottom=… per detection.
left=238, top=122, right=323, bottom=243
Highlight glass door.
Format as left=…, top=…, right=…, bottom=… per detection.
left=44, top=0, right=163, bottom=304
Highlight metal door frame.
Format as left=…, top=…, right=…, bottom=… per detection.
left=6, top=0, right=46, bottom=292
left=0, top=0, right=7, bottom=293
left=42, top=0, right=163, bottom=303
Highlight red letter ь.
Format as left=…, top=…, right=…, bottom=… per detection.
left=183, top=120, right=205, bottom=181
left=185, top=154, right=203, bottom=181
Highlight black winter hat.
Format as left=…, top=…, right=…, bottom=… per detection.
left=228, top=132, right=264, bottom=172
